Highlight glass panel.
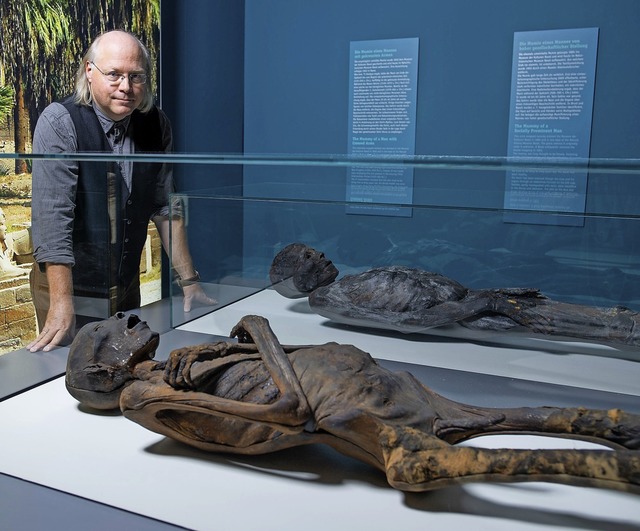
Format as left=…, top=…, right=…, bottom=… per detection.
left=162, top=154, right=640, bottom=367
left=2, top=151, right=640, bottom=364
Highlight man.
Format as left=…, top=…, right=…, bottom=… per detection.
left=28, top=30, right=214, bottom=352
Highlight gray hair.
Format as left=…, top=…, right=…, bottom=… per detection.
left=72, top=30, right=155, bottom=113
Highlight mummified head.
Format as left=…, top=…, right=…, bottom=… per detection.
left=269, top=243, right=339, bottom=299
left=65, top=312, right=159, bottom=410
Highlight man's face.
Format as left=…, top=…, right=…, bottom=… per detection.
left=85, top=32, right=147, bottom=121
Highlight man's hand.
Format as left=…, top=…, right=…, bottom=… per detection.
left=27, top=263, right=75, bottom=352
left=27, top=296, right=75, bottom=352
left=182, top=283, right=217, bottom=313
left=153, top=216, right=217, bottom=313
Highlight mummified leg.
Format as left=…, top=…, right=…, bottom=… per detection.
left=382, top=432, right=640, bottom=492
left=435, top=404, right=640, bottom=450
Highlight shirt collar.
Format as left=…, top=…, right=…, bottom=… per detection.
left=92, top=103, right=131, bottom=136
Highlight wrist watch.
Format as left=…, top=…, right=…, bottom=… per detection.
left=176, top=270, right=200, bottom=288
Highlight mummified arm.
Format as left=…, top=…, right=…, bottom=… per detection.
left=493, top=295, right=640, bottom=347
left=165, top=340, right=310, bottom=389
left=165, top=342, right=261, bottom=389
left=229, top=315, right=311, bottom=423
left=436, top=405, right=640, bottom=450
left=161, top=315, right=311, bottom=427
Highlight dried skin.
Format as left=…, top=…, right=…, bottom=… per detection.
left=118, top=315, right=640, bottom=493
left=271, top=243, right=640, bottom=346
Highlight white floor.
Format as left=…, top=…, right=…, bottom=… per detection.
left=1, top=287, right=639, bottom=530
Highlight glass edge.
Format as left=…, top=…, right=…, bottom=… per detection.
left=2, top=151, right=640, bottom=174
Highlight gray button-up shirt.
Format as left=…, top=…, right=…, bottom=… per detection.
left=31, top=102, right=174, bottom=266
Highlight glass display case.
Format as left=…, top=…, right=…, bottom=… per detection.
left=167, top=154, right=640, bottom=374
left=4, top=2, right=640, bottom=526
left=2, top=151, right=640, bottom=530
left=3, top=150, right=640, bottom=370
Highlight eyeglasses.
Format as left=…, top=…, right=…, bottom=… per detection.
left=90, top=61, right=147, bottom=85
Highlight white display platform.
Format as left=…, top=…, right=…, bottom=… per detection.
left=1, top=377, right=639, bottom=530
left=179, top=288, right=640, bottom=396
left=2, top=288, right=639, bottom=530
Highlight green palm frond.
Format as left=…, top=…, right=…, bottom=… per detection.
left=0, top=85, right=14, bottom=117
left=0, top=0, right=161, bottom=156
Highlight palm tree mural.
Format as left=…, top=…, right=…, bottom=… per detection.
left=0, top=85, right=12, bottom=121
left=67, top=0, right=161, bottom=100
left=0, top=1, right=161, bottom=355
left=0, top=0, right=160, bottom=173
left=0, top=0, right=70, bottom=173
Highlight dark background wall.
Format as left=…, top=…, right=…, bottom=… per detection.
left=243, top=0, right=639, bottom=159
left=160, top=1, right=640, bottom=308
left=161, top=0, right=245, bottom=158
left=242, top=0, right=640, bottom=210
left=160, top=0, right=245, bottom=285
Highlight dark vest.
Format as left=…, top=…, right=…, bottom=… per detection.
left=61, top=99, right=164, bottom=309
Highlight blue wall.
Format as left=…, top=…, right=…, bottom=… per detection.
left=243, top=0, right=640, bottom=158
left=161, top=1, right=640, bottom=309
left=161, top=0, right=244, bottom=158
left=242, top=0, right=640, bottom=213
left=161, top=0, right=245, bottom=285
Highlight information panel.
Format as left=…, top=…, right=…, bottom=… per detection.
left=504, top=28, right=599, bottom=225
left=347, top=38, right=419, bottom=216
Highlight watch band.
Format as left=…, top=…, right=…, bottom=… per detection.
left=176, top=270, right=200, bottom=288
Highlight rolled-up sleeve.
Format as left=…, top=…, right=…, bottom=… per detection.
left=31, top=103, right=79, bottom=266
